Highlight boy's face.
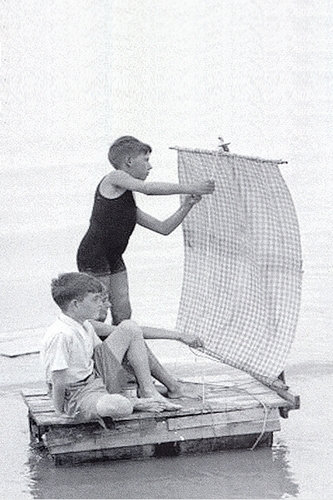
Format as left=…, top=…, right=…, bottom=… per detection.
left=75, top=292, right=104, bottom=322
left=128, top=152, right=152, bottom=180
left=97, top=292, right=111, bottom=322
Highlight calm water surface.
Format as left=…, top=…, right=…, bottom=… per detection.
left=0, top=157, right=331, bottom=498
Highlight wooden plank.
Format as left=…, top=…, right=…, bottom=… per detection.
left=44, top=412, right=281, bottom=457
left=22, top=365, right=290, bottom=465
left=203, top=376, right=291, bottom=400
left=0, top=331, right=42, bottom=357
left=178, top=376, right=293, bottom=407
left=175, top=432, right=273, bottom=456
left=33, top=413, right=98, bottom=427
left=22, top=352, right=297, bottom=441
left=20, top=373, right=295, bottom=408
left=53, top=432, right=274, bottom=465
left=29, top=395, right=285, bottom=428
left=0, top=345, right=40, bottom=357
left=269, top=385, right=300, bottom=409
left=206, top=388, right=285, bottom=406
left=21, top=388, right=48, bottom=398
left=26, top=383, right=292, bottom=428
left=44, top=407, right=280, bottom=447
left=208, top=382, right=296, bottom=408
left=167, top=407, right=278, bottom=431
left=44, top=416, right=280, bottom=454
left=26, top=401, right=55, bottom=413
left=185, top=374, right=254, bottom=385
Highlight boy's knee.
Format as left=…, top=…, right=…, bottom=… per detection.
left=96, top=394, right=133, bottom=418
left=120, top=320, right=143, bottom=340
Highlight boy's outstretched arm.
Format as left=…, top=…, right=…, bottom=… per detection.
left=51, top=369, right=68, bottom=415
left=137, top=194, right=201, bottom=235
left=142, top=326, right=203, bottom=349
left=108, top=170, right=215, bottom=196
left=91, top=321, right=203, bottom=348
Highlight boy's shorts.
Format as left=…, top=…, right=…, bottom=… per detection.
left=76, top=236, right=126, bottom=275
left=63, top=342, right=131, bottom=421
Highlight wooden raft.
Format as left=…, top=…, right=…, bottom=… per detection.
left=22, top=364, right=299, bottom=466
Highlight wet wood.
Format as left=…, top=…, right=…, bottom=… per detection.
left=22, top=360, right=299, bottom=465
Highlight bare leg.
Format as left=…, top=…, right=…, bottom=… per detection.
left=146, top=346, right=201, bottom=400
left=278, top=371, right=289, bottom=418
left=98, top=271, right=131, bottom=325
left=96, top=393, right=134, bottom=418
left=105, top=321, right=181, bottom=411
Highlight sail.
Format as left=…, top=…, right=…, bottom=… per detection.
left=175, top=148, right=302, bottom=385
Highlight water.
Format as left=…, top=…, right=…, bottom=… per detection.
left=1, top=0, right=332, bottom=498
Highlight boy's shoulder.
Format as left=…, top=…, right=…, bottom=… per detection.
left=100, top=170, right=131, bottom=197
left=105, top=169, right=131, bottom=183
left=43, top=316, right=76, bottom=341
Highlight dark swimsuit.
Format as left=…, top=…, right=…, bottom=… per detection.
left=77, top=183, right=137, bottom=275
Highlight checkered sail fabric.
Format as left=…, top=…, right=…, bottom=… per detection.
left=175, top=148, right=302, bottom=385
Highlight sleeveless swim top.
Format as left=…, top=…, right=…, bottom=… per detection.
left=88, top=183, right=137, bottom=256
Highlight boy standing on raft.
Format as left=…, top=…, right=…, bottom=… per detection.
left=41, top=272, right=182, bottom=422
left=77, top=136, right=215, bottom=325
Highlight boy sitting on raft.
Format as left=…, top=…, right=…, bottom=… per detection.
left=41, top=272, right=182, bottom=421
left=90, top=285, right=203, bottom=400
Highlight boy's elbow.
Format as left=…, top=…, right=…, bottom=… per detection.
left=156, top=225, right=172, bottom=236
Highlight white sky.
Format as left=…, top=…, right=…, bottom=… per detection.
left=1, top=0, right=332, bottom=170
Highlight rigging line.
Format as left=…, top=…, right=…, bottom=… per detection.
left=187, top=347, right=270, bottom=450
left=185, top=377, right=269, bottom=451
left=250, top=402, right=269, bottom=450
left=225, top=384, right=270, bottom=451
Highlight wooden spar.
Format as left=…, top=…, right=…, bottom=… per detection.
left=169, top=146, right=288, bottom=164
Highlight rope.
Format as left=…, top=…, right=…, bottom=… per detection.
left=181, top=377, right=269, bottom=451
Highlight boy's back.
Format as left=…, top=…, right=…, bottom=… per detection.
left=41, top=313, right=101, bottom=386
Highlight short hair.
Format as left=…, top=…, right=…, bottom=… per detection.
left=51, top=272, right=103, bottom=311
left=108, top=136, right=152, bottom=169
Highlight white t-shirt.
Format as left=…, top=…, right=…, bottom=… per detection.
left=40, top=313, right=102, bottom=384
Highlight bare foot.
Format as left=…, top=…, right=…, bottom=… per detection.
left=167, top=381, right=202, bottom=400
left=138, top=390, right=182, bottom=411
left=132, top=398, right=168, bottom=413
left=154, top=395, right=182, bottom=411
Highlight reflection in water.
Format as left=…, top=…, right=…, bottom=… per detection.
left=26, top=440, right=298, bottom=499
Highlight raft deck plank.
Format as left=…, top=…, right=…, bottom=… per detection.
left=22, top=361, right=299, bottom=465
